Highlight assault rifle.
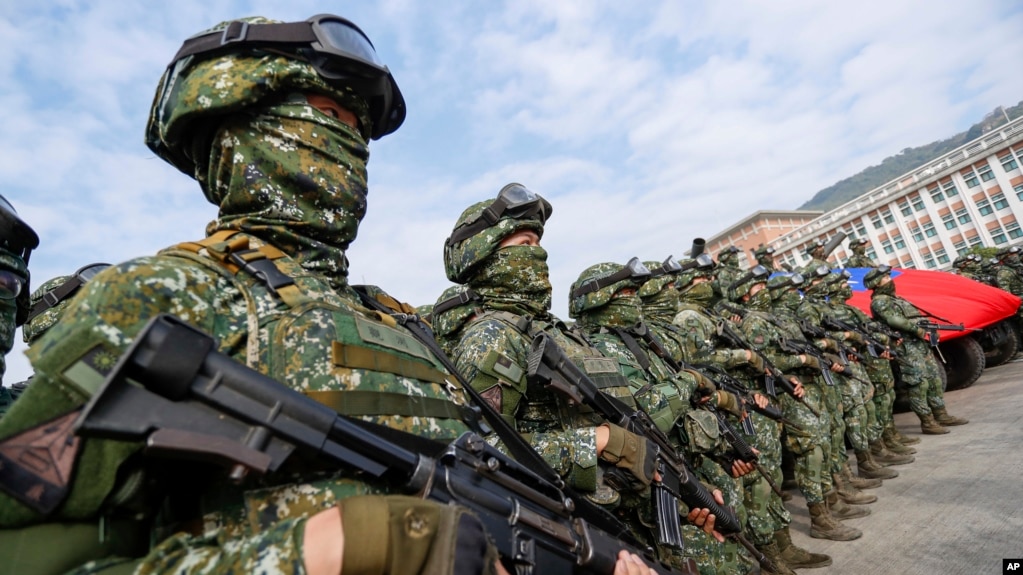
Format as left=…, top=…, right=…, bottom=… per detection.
left=712, top=307, right=821, bottom=417
left=798, top=320, right=860, bottom=364
left=821, top=316, right=894, bottom=359
left=73, top=315, right=699, bottom=575
left=778, top=337, right=871, bottom=387
left=916, top=320, right=981, bottom=347
left=690, top=363, right=800, bottom=430
left=526, top=333, right=774, bottom=572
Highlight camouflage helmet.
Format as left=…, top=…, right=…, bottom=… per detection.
left=430, top=285, right=483, bottom=341
left=805, top=238, right=826, bottom=256
left=0, top=194, right=40, bottom=325
left=443, top=183, right=552, bottom=283
left=766, top=272, right=803, bottom=293
left=145, top=14, right=405, bottom=183
left=850, top=238, right=869, bottom=254
left=676, top=253, right=716, bottom=287
left=727, top=264, right=770, bottom=301
left=569, top=258, right=651, bottom=317
left=638, top=256, right=682, bottom=298
left=717, top=245, right=740, bottom=265
left=22, top=263, right=111, bottom=344
left=863, top=265, right=892, bottom=290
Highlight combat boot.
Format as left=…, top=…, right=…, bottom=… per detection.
left=826, top=490, right=871, bottom=520
left=842, top=461, right=882, bottom=489
left=855, top=449, right=898, bottom=479
left=869, top=439, right=915, bottom=465
left=891, top=424, right=921, bottom=445
left=833, top=472, right=877, bottom=504
left=754, top=541, right=797, bottom=575
left=882, top=426, right=917, bottom=454
left=919, top=413, right=950, bottom=435
left=808, top=501, right=862, bottom=541
left=932, top=406, right=969, bottom=426
left=774, top=526, right=832, bottom=569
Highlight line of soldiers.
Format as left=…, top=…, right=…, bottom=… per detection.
left=0, top=12, right=974, bottom=575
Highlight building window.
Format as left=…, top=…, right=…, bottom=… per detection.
left=1001, top=153, right=1019, bottom=172
left=943, top=180, right=959, bottom=197
left=942, top=213, right=957, bottom=230
left=893, top=234, right=906, bottom=250
left=923, top=253, right=937, bottom=269
left=1016, top=183, right=1023, bottom=202
left=911, top=195, right=926, bottom=211
left=992, top=192, right=1009, bottom=210
left=866, top=248, right=877, bottom=260
left=963, top=171, right=980, bottom=188
left=902, top=257, right=915, bottom=269
left=977, top=198, right=993, bottom=216
left=953, top=241, right=968, bottom=256
left=923, top=222, right=937, bottom=237
left=855, top=223, right=867, bottom=237
left=898, top=200, right=912, bottom=217
left=991, top=226, right=1008, bottom=245
left=956, top=208, right=971, bottom=225
left=929, top=186, right=944, bottom=203
left=978, top=164, right=995, bottom=182
left=911, top=227, right=924, bottom=242
left=936, top=248, right=950, bottom=265
left=1008, top=221, right=1023, bottom=239
left=871, top=215, right=882, bottom=229
left=882, top=240, right=894, bottom=254
left=882, top=210, right=895, bottom=224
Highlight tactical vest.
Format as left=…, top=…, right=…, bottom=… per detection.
left=163, top=231, right=474, bottom=534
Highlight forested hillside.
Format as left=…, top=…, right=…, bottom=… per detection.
left=800, top=100, right=1023, bottom=211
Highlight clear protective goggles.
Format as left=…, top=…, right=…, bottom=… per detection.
left=26, top=263, right=111, bottom=322
left=648, top=255, right=682, bottom=278
left=572, top=257, right=651, bottom=298
left=0, top=194, right=39, bottom=264
left=447, top=183, right=553, bottom=245
left=0, top=270, right=25, bottom=301
left=171, top=14, right=405, bottom=140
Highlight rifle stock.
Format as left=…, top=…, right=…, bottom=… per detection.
left=74, top=314, right=699, bottom=575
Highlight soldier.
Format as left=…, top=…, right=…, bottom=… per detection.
left=570, top=259, right=748, bottom=574
left=443, top=186, right=716, bottom=570
left=711, top=246, right=743, bottom=306
left=428, top=284, right=483, bottom=357
left=846, top=238, right=875, bottom=268
left=750, top=245, right=777, bottom=271
left=865, top=265, right=969, bottom=434
left=0, top=15, right=514, bottom=575
left=0, top=194, right=38, bottom=411
left=800, top=240, right=829, bottom=276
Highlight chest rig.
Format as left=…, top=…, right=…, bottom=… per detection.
left=165, top=231, right=473, bottom=441
left=476, top=310, right=635, bottom=435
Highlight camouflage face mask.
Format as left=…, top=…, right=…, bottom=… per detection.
left=578, top=291, right=643, bottom=329
left=773, top=290, right=802, bottom=312
left=679, top=281, right=714, bottom=307
left=872, top=280, right=895, bottom=296
left=746, top=286, right=772, bottom=311
left=204, top=99, right=369, bottom=283
left=639, top=283, right=679, bottom=323
left=469, top=246, right=552, bottom=318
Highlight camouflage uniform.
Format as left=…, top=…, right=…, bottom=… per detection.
left=0, top=17, right=498, bottom=575
left=867, top=267, right=968, bottom=433
left=429, top=285, right=483, bottom=358
left=845, top=239, right=875, bottom=268
left=570, top=260, right=744, bottom=574
left=711, top=248, right=743, bottom=306
left=750, top=245, right=777, bottom=271
left=0, top=195, right=37, bottom=415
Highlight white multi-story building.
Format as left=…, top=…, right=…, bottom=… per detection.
left=767, top=116, right=1023, bottom=271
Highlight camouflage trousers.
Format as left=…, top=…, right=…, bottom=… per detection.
left=896, top=339, right=945, bottom=416
left=819, top=380, right=844, bottom=487
left=863, top=356, right=894, bottom=440
left=780, top=380, right=829, bottom=505
left=739, top=411, right=790, bottom=545
left=840, top=365, right=871, bottom=452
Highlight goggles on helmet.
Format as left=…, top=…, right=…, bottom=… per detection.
left=0, top=270, right=24, bottom=300
left=26, top=263, right=111, bottom=322
left=0, top=195, right=39, bottom=264
left=170, top=14, right=405, bottom=140
left=768, top=272, right=804, bottom=291
left=728, top=265, right=770, bottom=292
left=649, top=256, right=682, bottom=278
left=571, top=257, right=651, bottom=298
left=446, top=183, right=553, bottom=246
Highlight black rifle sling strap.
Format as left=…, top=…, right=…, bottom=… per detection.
left=352, top=286, right=564, bottom=485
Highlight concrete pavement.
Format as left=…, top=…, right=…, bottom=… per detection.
left=784, top=357, right=1023, bottom=574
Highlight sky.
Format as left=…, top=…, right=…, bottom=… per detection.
left=2, top=0, right=1022, bottom=384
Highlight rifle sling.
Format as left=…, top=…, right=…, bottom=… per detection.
left=307, top=390, right=476, bottom=422
left=352, top=286, right=565, bottom=485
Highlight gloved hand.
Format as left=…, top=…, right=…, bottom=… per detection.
left=599, top=424, right=657, bottom=487
left=338, top=495, right=500, bottom=575
left=746, top=350, right=765, bottom=371
left=800, top=354, right=821, bottom=370
left=845, top=331, right=865, bottom=345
